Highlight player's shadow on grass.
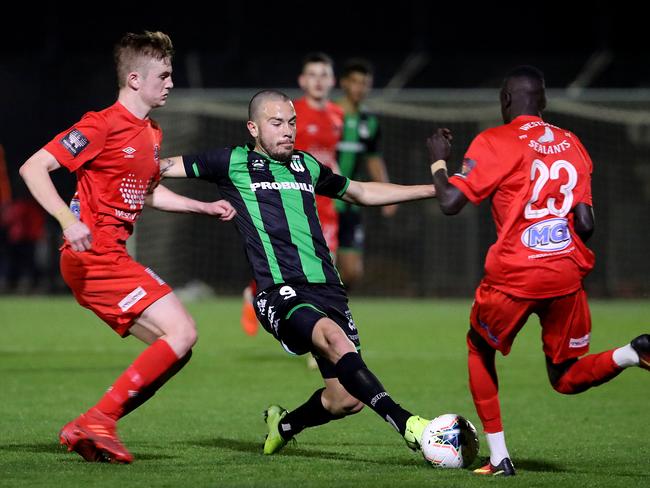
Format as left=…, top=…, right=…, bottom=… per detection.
left=0, top=442, right=176, bottom=461
left=506, top=458, right=565, bottom=473
left=187, top=437, right=422, bottom=467
left=0, top=442, right=60, bottom=454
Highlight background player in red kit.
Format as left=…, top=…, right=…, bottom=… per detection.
left=240, top=53, right=343, bottom=336
left=293, top=52, right=344, bottom=254
left=20, top=31, right=235, bottom=464
left=427, top=65, right=649, bottom=476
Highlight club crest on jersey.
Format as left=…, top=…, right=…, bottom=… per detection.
left=290, top=155, right=305, bottom=173
left=250, top=159, right=266, bottom=171
left=358, top=121, right=370, bottom=139
left=521, top=217, right=572, bottom=252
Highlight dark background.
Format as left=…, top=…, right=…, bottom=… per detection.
left=0, top=3, right=647, bottom=181
left=1, top=4, right=648, bottom=297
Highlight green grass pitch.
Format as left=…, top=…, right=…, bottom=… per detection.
left=1, top=297, right=648, bottom=487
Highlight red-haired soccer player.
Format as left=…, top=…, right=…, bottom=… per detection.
left=20, top=31, right=235, bottom=463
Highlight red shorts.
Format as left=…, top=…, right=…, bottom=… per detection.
left=470, top=281, right=591, bottom=364
left=60, top=247, right=172, bottom=337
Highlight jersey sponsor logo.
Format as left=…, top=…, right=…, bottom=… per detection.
left=122, top=147, right=137, bottom=158
left=144, top=267, right=166, bottom=285
left=60, top=129, right=89, bottom=157
left=519, top=120, right=560, bottom=132
left=118, top=286, right=147, bottom=312
left=528, top=139, right=571, bottom=155
left=153, top=144, right=160, bottom=162
left=290, top=156, right=305, bottom=172
left=249, top=181, right=314, bottom=193
left=569, top=333, right=590, bottom=348
left=114, top=209, right=138, bottom=220
left=521, top=217, right=572, bottom=252
left=538, top=127, right=555, bottom=143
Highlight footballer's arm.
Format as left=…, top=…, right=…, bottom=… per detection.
left=145, top=184, right=236, bottom=221
left=158, top=156, right=186, bottom=178
left=20, top=149, right=92, bottom=251
left=342, top=180, right=435, bottom=206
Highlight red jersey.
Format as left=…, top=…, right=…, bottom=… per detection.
left=44, top=102, right=162, bottom=251
left=450, top=115, right=595, bottom=299
left=294, top=98, right=343, bottom=251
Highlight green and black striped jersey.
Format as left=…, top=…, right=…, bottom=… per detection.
left=183, top=144, right=350, bottom=291
left=335, top=108, right=381, bottom=212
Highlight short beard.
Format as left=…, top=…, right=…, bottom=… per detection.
left=260, top=140, right=292, bottom=162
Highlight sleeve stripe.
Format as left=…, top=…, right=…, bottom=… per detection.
left=337, top=178, right=351, bottom=197
left=192, top=162, right=200, bottom=177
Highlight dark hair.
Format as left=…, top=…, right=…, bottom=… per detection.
left=341, top=58, right=374, bottom=78
left=503, top=65, right=545, bottom=87
left=114, top=31, right=174, bottom=88
left=301, top=52, right=334, bottom=71
left=248, top=89, right=291, bottom=121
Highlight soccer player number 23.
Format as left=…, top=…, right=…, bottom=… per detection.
left=524, top=159, right=578, bottom=220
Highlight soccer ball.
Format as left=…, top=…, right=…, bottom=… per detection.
left=421, top=414, right=479, bottom=468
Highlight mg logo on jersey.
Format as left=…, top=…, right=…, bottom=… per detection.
left=521, top=217, right=572, bottom=252
left=289, top=156, right=305, bottom=173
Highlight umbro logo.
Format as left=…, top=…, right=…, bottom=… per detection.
left=123, top=147, right=136, bottom=159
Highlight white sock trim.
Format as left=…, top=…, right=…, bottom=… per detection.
left=612, top=344, right=639, bottom=368
left=486, top=431, right=510, bottom=466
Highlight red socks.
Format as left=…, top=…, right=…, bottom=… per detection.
left=95, top=339, right=179, bottom=420
left=467, top=334, right=503, bottom=433
left=552, top=350, right=622, bottom=394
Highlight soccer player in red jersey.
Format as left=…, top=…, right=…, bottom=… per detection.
left=427, top=66, right=649, bottom=476
left=19, top=31, right=235, bottom=464
left=293, top=52, right=344, bottom=255
left=240, top=53, right=344, bottom=337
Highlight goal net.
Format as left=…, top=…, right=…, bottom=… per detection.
left=136, top=89, right=650, bottom=297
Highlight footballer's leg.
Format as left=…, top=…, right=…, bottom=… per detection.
left=542, top=290, right=625, bottom=395
left=60, top=292, right=196, bottom=463
left=467, top=328, right=515, bottom=476
left=311, top=316, right=429, bottom=450
left=241, top=279, right=259, bottom=336
left=263, top=380, right=361, bottom=455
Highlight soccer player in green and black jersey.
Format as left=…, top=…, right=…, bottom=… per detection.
left=160, top=90, right=436, bottom=456
left=336, top=59, right=397, bottom=289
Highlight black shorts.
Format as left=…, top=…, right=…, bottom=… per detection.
left=254, top=283, right=361, bottom=378
left=338, top=208, right=364, bottom=252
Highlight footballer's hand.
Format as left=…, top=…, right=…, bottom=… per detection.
left=64, top=221, right=92, bottom=251
left=205, top=199, right=237, bottom=221
left=426, top=128, right=452, bottom=162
